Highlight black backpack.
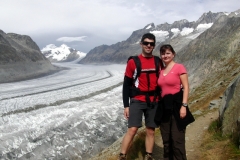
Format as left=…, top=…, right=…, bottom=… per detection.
left=127, top=55, right=162, bottom=107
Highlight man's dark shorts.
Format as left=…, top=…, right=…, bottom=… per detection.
left=128, top=98, right=158, bottom=128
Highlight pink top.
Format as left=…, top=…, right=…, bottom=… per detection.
left=157, top=63, right=187, bottom=97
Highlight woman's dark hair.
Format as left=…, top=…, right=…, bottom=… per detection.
left=141, top=33, right=156, bottom=43
left=160, top=44, right=176, bottom=54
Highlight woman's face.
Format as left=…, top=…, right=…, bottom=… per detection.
left=160, top=49, right=175, bottom=64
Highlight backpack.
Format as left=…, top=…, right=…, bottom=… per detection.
left=127, top=55, right=162, bottom=107
left=128, top=55, right=161, bottom=81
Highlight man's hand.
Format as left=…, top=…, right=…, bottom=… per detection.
left=124, top=107, right=129, bottom=119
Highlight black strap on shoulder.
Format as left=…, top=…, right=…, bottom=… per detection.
left=153, top=56, right=160, bottom=78
left=128, top=55, right=161, bottom=79
left=128, top=56, right=141, bottom=81
left=128, top=55, right=161, bottom=81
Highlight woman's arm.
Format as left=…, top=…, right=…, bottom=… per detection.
left=180, top=73, right=189, bottom=104
left=179, top=73, right=189, bottom=118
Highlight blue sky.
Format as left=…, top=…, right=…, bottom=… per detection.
left=1, top=0, right=239, bottom=53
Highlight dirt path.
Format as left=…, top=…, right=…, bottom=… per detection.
left=89, top=109, right=219, bottom=160
left=152, top=109, right=219, bottom=160
left=185, top=110, right=218, bottom=159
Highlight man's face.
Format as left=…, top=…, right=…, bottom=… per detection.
left=141, top=38, right=155, bottom=55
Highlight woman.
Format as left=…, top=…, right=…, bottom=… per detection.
left=157, top=44, right=194, bottom=160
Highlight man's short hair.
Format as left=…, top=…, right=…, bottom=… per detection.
left=141, top=33, right=156, bottom=43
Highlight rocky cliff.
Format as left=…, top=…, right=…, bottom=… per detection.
left=219, top=75, right=240, bottom=137
left=0, top=30, right=59, bottom=83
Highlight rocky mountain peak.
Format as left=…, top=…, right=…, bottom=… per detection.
left=175, top=19, right=189, bottom=24
left=170, top=19, right=192, bottom=30
left=228, top=9, right=240, bottom=17
left=7, top=33, right=40, bottom=51
left=196, top=11, right=224, bottom=24
left=143, top=23, right=155, bottom=30
left=0, top=29, right=5, bottom=35
left=155, top=22, right=171, bottom=30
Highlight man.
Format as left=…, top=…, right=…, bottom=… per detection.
left=118, top=33, right=162, bottom=160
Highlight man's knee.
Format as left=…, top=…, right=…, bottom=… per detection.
left=127, top=127, right=138, bottom=136
left=146, top=127, right=155, bottom=136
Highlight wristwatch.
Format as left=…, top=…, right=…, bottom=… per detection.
left=182, top=103, right=188, bottom=107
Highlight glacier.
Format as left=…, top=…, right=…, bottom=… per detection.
left=0, top=62, right=127, bottom=160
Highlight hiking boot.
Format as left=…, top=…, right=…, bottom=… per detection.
left=118, top=153, right=127, bottom=160
left=144, top=153, right=154, bottom=160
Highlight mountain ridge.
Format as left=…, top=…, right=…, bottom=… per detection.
left=0, top=30, right=60, bottom=83
left=79, top=10, right=231, bottom=64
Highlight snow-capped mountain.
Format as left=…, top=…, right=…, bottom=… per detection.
left=147, top=21, right=213, bottom=42
left=41, top=44, right=86, bottom=62
left=79, top=9, right=239, bottom=64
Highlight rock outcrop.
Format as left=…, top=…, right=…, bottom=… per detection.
left=219, top=75, right=240, bottom=136
left=0, top=30, right=58, bottom=83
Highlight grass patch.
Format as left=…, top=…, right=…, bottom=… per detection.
left=199, top=119, right=240, bottom=160
left=126, top=130, right=146, bottom=160
left=97, top=128, right=147, bottom=160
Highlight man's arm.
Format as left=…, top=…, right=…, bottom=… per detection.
left=122, top=75, right=133, bottom=108
left=122, top=75, right=133, bottom=119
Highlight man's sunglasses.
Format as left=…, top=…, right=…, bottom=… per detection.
left=142, top=41, right=155, bottom=46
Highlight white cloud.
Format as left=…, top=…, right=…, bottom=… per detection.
left=56, top=36, right=87, bottom=42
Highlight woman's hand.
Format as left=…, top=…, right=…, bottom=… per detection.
left=180, top=106, right=187, bottom=119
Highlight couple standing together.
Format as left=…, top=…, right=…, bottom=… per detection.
left=119, top=33, right=194, bottom=160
